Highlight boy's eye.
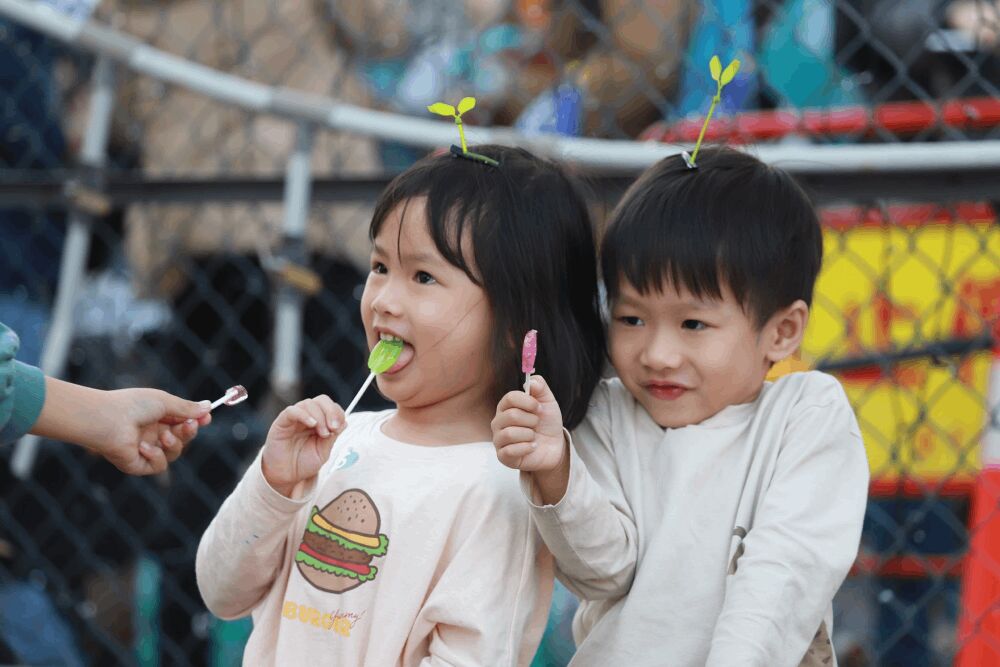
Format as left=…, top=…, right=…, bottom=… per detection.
left=617, top=316, right=644, bottom=327
left=682, top=319, right=707, bottom=331
left=371, top=262, right=387, bottom=274
left=416, top=271, right=437, bottom=285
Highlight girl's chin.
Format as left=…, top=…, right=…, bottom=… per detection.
left=374, top=373, right=413, bottom=402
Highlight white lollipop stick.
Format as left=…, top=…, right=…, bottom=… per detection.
left=344, top=373, right=375, bottom=417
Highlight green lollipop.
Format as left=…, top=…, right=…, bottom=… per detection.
left=345, top=338, right=404, bottom=415
left=368, top=338, right=403, bottom=374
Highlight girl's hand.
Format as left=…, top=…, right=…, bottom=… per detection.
left=261, top=395, right=346, bottom=498
left=491, top=375, right=566, bottom=472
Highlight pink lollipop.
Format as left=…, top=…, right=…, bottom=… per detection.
left=209, top=385, right=248, bottom=411
left=521, top=329, right=537, bottom=392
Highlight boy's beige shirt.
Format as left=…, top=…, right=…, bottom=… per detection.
left=197, top=410, right=553, bottom=666
left=526, top=371, right=869, bottom=666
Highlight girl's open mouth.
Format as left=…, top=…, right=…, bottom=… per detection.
left=378, top=333, right=414, bottom=375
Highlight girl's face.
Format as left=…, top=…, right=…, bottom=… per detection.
left=361, top=199, right=495, bottom=415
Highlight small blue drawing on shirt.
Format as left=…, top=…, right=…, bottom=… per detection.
left=333, top=447, right=359, bottom=471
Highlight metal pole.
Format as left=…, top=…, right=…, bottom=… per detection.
left=12, top=55, right=116, bottom=479
left=269, top=122, right=314, bottom=406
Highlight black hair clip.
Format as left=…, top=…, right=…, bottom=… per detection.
left=450, top=144, right=500, bottom=167
left=428, top=97, right=499, bottom=168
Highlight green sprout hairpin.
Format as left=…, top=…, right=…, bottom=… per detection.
left=683, top=55, right=741, bottom=169
left=427, top=97, right=500, bottom=167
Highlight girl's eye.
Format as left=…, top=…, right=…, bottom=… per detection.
left=416, top=271, right=437, bottom=285
left=682, top=319, right=707, bottom=331
left=371, top=262, right=387, bottom=275
left=617, top=316, right=644, bottom=327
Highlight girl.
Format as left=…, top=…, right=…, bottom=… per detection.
left=196, top=145, right=605, bottom=665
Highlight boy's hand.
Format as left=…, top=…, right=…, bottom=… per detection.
left=492, top=375, right=567, bottom=472
left=261, top=395, right=346, bottom=498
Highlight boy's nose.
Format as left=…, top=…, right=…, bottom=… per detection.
left=639, top=336, right=683, bottom=371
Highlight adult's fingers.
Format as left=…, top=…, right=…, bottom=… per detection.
left=138, top=440, right=168, bottom=475
left=158, top=428, right=183, bottom=463
left=159, top=391, right=212, bottom=421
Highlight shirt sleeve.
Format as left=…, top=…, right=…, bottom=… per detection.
left=706, top=378, right=869, bottom=667
left=409, top=476, right=553, bottom=667
left=0, top=322, right=46, bottom=446
left=523, top=382, right=639, bottom=601
left=195, top=450, right=314, bottom=619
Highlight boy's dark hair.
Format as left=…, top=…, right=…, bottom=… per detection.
left=369, top=145, right=605, bottom=429
left=601, top=146, right=823, bottom=327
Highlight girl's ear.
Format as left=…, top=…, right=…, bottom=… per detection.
left=762, top=300, right=809, bottom=364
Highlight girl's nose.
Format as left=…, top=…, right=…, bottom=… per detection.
left=369, top=283, right=404, bottom=318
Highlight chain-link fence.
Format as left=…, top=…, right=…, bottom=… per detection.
left=2, top=0, right=1000, bottom=665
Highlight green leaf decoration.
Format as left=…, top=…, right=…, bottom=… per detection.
left=368, top=338, right=403, bottom=374
left=427, top=102, right=456, bottom=117
left=457, top=97, right=476, bottom=115
left=709, top=55, right=722, bottom=83
left=690, top=53, right=741, bottom=168
left=720, top=59, right=741, bottom=86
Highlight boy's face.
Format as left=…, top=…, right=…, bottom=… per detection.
left=608, top=278, right=795, bottom=429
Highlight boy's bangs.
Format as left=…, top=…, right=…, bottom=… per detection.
left=604, top=179, right=729, bottom=304
left=600, top=146, right=824, bottom=328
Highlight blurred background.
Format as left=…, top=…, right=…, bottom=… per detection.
left=1, top=0, right=999, bottom=665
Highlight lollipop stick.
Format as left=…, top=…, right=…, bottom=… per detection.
left=524, top=372, right=531, bottom=394
left=345, top=372, right=375, bottom=417
left=209, top=394, right=231, bottom=411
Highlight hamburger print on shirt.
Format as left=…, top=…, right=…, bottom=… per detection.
left=295, top=489, right=389, bottom=593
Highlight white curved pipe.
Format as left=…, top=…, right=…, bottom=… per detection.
left=1, top=0, right=999, bottom=173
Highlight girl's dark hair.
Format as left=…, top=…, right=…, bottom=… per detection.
left=369, top=145, right=605, bottom=429
left=601, top=146, right=823, bottom=328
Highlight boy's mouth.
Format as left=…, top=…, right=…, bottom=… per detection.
left=644, top=381, right=689, bottom=401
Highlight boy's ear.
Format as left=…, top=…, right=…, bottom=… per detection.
left=762, top=300, right=809, bottom=364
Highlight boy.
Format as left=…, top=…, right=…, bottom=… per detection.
left=492, top=147, right=869, bottom=666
